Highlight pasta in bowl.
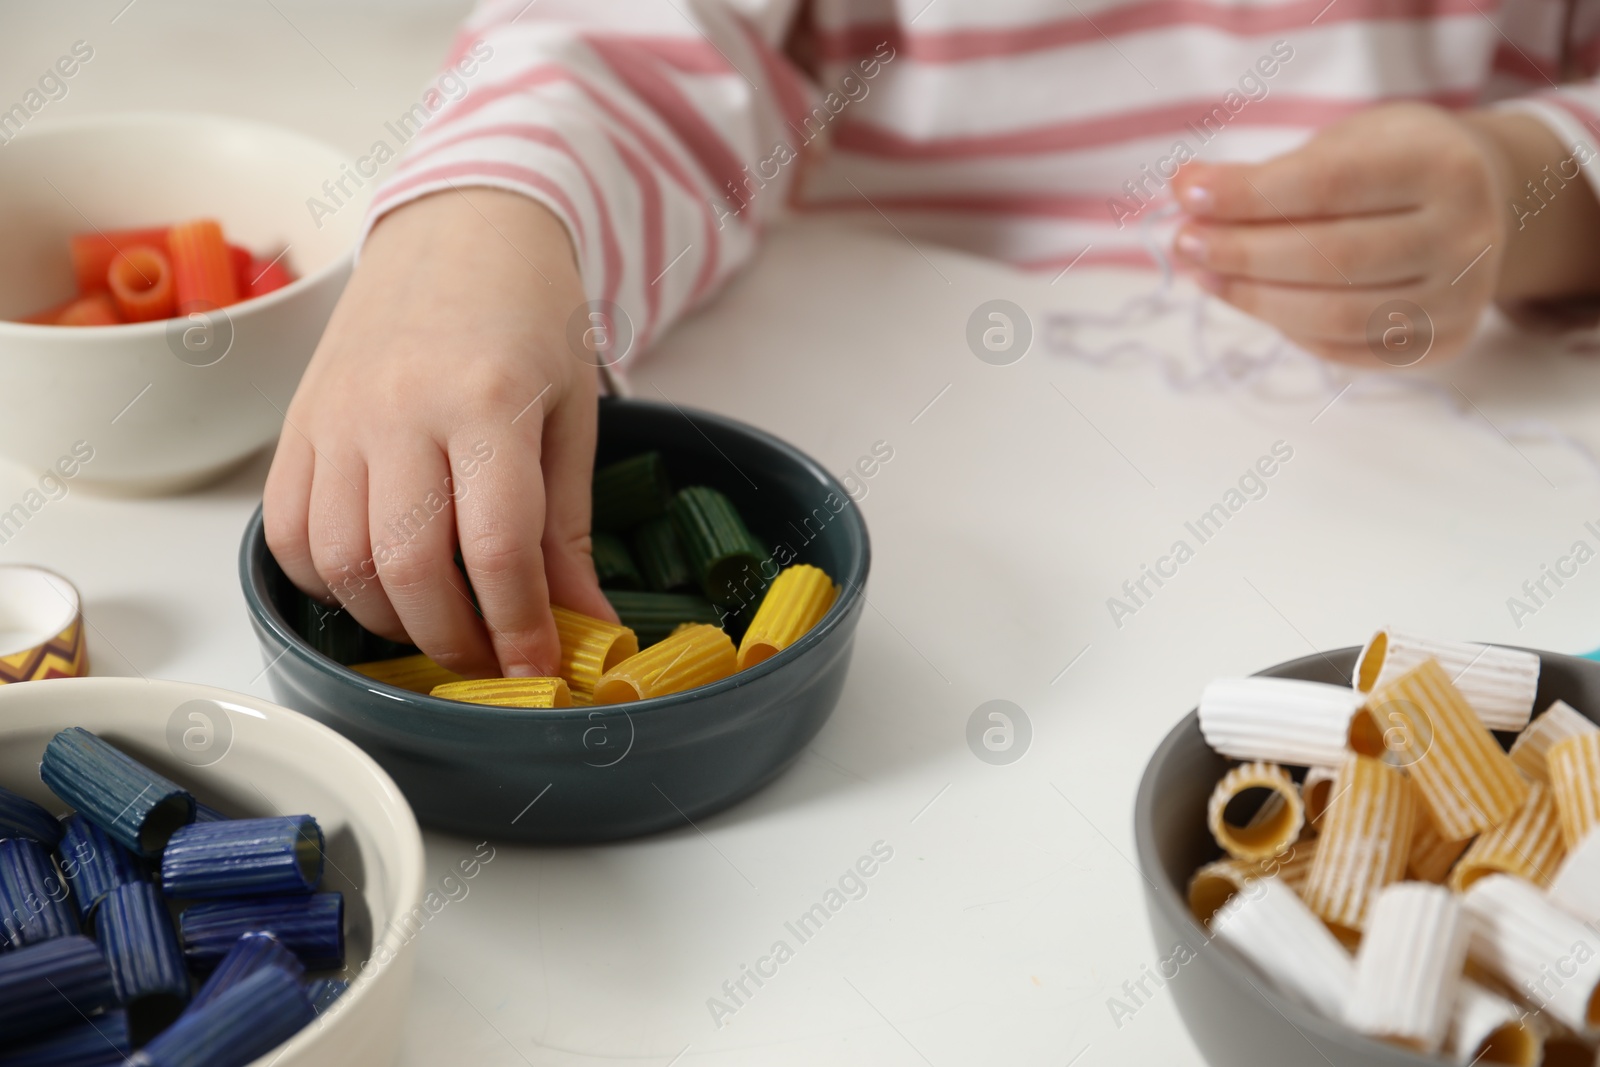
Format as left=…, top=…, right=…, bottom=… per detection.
left=1135, top=634, right=1600, bottom=1067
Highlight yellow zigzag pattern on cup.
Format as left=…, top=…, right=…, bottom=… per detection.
left=0, top=619, right=87, bottom=683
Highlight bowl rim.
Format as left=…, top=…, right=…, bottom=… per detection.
left=238, top=397, right=873, bottom=723
left=0, top=110, right=360, bottom=338
left=0, top=674, right=427, bottom=1059
left=1133, top=643, right=1580, bottom=1067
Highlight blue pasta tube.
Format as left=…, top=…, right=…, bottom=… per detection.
left=0, top=837, right=78, bottom=948
left=180, top=892, right=344, bottom=971
left=96, top=882, right=189, bottom=1039
left=305, top=976, right=347, bottom=1015
left=40, top=728, right=194, bottom=858
left=0, top=785, right=62, bottom=849
left=162, top=815, right=324, bottom=898
left=187, top=931, right=304, bottom=1014
left=132, top=965, right=313, bottom=1067
left=0, top=935, right=117, bottom=1043
left=0, top=1007, right=130, bottom=1067
left=57, top=813, right=145, bottom=924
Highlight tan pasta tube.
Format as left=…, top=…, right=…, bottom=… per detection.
left=1447, top=980, right=1541, bottom=1067
left=594, top=624, right=736, bottom=704
left=1550, top=825, right=1600, bottom=923
left=1449, top=782, right=1565, bottom=892
left=1364, top=659, right=1529, bottom=842
left=1198, top=678, right=1370, bottom=767
left=1212, top=877, right=1353, bottom=1020
left=1187, top=838, right=1319, bottom=926
left=1510, top=700, right=1597, bottom=786
left=737, top=565, right=836, bottom=669
left=552, top=606, right=639, bottom=700
left=1548, top=732, right=1600, bottom=851
left=1345, top=882, right=1470, bottom=1053
left=1408, top=803, right=1471, bottom=885
left=430, top=677, right=572, bottom=708
left=1355, top=629, right=1539, bottom=732
left=1206, top=761, right=1305, bottom=862
left=1462, top=874, right=1600, bottom=1034
left=1302, top=755, right=1417, bottom=931
left=350, top=653, right=464, bottom=693
left=1302, top=765, right=1338, bottom=836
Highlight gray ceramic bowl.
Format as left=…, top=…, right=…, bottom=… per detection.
left=1134, top=645, right=1597, bottom=1066
left=240, top=399, right=870, bottom=843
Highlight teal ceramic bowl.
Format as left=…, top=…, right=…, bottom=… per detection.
left=240, top=399, right=870, bottom=843
left=1134, top=645, right=1598, bottom=1066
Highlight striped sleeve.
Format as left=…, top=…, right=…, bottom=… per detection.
left=363, top=0, right=812, bottom=357
left=1497, top=87, right=1600, bottom=207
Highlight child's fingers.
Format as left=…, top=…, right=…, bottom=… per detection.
left=451, top=428, right=564, bottom=678
left=1201, top=275, right=1407, bottom=344
left=538, top=376, right=617, bottom=624
left=1174, top=212, right=1427, bottom=287
left=306, top=451, right=375, bottom=612
left=367, top=443, right=499, bottom=678
left=262, top=431, right=323, bottom=603
left=1173, top=134, right=1422, bottom=222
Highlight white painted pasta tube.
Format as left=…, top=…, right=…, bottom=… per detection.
left=1198, top=678, right=1369, bottom=767
left=1206, top=761, right=1305, bottom=862
left=1446, top=980, right=1540, bottom=1067
left=1345, top=883, right=1469, bottom=1053
left=1187, top=839, right=1319, bottom=926
left=1355, top=629, right=1539, bottom=732
left=1450, top=782, right=1566, bottom=892
left=1211, top=877, right=1353, bottom=1021
left=1461, top=874, right=1600, bottom=1034
left=1550, top=825, right=1600, bottom=924
left=1509, top=700, right=1597, bottom=786
left=1549, top=732, right=1600, bottom=851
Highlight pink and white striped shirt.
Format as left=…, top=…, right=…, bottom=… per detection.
left=365, top=0, right=1600, bottom=353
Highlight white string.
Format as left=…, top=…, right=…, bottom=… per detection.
left=1041, top=202, right=1600, bottom=486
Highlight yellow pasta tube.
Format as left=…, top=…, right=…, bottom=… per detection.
left=350, top=653, right=463, bottom=694
left=1206, top=761, right=1305, bottom=861
left=1447, top=981, right=1541, bottom=1067
left=1407, top=804, right=1471, bottom=885
left=1364, top=659, right=1529, bottom=842
left=1509, top=700, right=1597, bottom=785
left=737, top=565, right=836, bottom=670
left=1449, top=782, right=1565, bottom=892
left=1302, top=765, right=1338, bottom=837
left=1188, top=838, right=1318, bottom=926
left=594, top=624, right=736, bottom=705
left=430, top=677, right=572, bottom=708
left=1301, top=754, right=1417, bottom=931
left=1548, top=732, right=1600, bottom=850
left=552, top=606, right=639, bottom=700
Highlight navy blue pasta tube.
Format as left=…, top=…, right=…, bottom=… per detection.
left=0, top=785, right=62, bottom=849
left=97, top=882, right=190, bottom=1038
left=0, top=934, right=117, bottom=1043
left=131, top=965, right=313, bottom=1067
left=0, top=837, right=78, bottom=948
left=41, top=728, right=195, bottom=858
left=162, top=815, right=324, bottom=898
left=305, top=976, right=347, bottom=1015
left=0, top=1008, right=130, bottom=1067
left=181, top=891, right=344, bottom=971
left=187, top=931, right=304, bottom=1014
left=58, top=813, right=145, bottom=924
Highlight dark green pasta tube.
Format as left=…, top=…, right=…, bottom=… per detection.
left=669, top=487, right=765, bottom=605
left=592, top=533, right=643, bottom=590
left=604, top=591, right=721, bottom=647
left=633, top=516, right=693, bottom=592
left=592, top=452, right=671, bottom=532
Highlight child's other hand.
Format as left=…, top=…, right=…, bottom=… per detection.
left=1172, top=103, right=1507, bottom=366
left=263, top=188, right=617, bottom=679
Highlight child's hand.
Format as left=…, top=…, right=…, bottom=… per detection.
left=263, top=188, right=617, bottom=679
left=1172, top=103, right=1507, bottom=365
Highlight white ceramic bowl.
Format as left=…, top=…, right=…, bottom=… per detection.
left=0, top=676, right=425, bottom=1067
left=0, top=113, right=365, bottom=493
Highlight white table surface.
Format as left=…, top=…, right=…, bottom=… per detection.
left=7, top=3, right=1600, bottom=1064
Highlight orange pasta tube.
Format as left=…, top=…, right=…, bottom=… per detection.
left=1206, top=761, right=1305, bottom=861
left=69, top=226, right=170, bottom=294
left=1407, top=804, right=1471, bottom=885
left=737, top=565, right=836, bottom=669
left=1449, top=782, right=1565, bottom=892
left=56, top=293, right=121, bottom=326
left=168, top=219, right=240, bottom=312
left=1301, top=754, right=1417, bottom=931
left=1364, top=660, right=1529, bottom=842
left=106, top=245, right=175, bottom=322
left=350, top=653, right=464, bottom=694
left=594, top=623, right=736, bottom=704
left=430, top=677, right=571, bottom=708
left=1548, top=733, right=1600, bottom=851
left=552, top=606, right=639, bottom=700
